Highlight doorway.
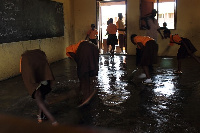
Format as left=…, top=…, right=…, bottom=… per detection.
left=97, top=0, right=127, bottom=54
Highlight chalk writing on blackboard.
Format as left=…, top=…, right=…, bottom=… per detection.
left=0, top=0, right=64, bottom=44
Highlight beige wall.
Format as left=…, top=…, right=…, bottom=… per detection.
left=0, top=0, right=74, bottom=81
left=175, top=0, right=200, bottom=56
left=73, top=0, right=97, bottom=42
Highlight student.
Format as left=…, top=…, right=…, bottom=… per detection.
left=66, top=40, right=99, bottom=107
left=141, top=9, right=162, bottom=72
left=130, top=34, right=158, bottom=84
left=163, top=29, right=200, bottom=74
left=20, top=49, right=58, bottom=126
left=116, top=13, right=125, bottom=52
left=159, top=22, right=168, bottom=30
left=142, top=9, right=164, bottom=41
left=85, top=24, right=98, bottom=45
left=106, top=18, right=118, bottom=55
left=159, top=22, right=168, bottom=39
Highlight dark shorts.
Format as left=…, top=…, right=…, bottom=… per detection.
left=32, top=81, right=51, bottom=99
left=177, top=38, right=197, bottom=59
left=118, top=34, right=124, bottom=48
left=140, top=40, right=158, bottom=66
left=136, top=48, right=142, bottom=66
left=107, top=34, right=117, bottom=47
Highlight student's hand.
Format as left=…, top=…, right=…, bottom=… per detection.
left=67, top=52, right=77, bottom=62
left=137, top=42, right=144, bottom=49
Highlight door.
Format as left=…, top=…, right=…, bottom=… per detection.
left=96, top=0, right=127, bottom=54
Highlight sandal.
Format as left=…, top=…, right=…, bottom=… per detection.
left=173, top=70, right=182, bottom=74
left=52, top=121, right=59, bottom=126
left=37, top=114, right=47, bottom=123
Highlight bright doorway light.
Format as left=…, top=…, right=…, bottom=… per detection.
left=101, top=5, right=126, bottom=39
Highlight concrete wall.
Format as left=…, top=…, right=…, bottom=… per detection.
left=0, top=0, right=74, bottom=81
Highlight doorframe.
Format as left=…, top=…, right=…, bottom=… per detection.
left=96, top=0, right=127, bottom=53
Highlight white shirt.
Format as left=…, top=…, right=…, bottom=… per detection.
left=146, top=18, right=159, bottom=41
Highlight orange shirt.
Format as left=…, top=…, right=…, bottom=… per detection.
left=116, top=19, right=125, bottom=34
left=66, top=40, right=84, bottom=57
left=106, top=23, right=117, bottom=34
left=134, top=36, right=154, bottom=48
left=169, top=34, right=182, bottom=46
left=87, top=29, right=98, bottom=39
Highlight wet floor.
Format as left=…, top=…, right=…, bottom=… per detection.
left=0, top=55, right=200, bottom=132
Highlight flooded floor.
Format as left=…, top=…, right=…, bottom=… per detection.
left=0, top=55, right=200, bottom=132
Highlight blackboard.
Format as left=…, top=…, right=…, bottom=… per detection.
left=0, top=0, right=64, bottom=44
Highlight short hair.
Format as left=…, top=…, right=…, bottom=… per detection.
left=130, top=34, right=137, bottom=40
left=109, top=18, right=113, bottom=23
left=152, top=9, right=157, bottom=14
left=163, top=22, right=167, bottom=26
left=163, top=29, right=171, bottom=34
left=118, top=13, right=122, bottom=17
left=91, top=24, right=95, bottom=27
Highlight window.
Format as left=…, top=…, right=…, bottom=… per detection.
left=158, top=14, right=164, bottom=18
left=140, top=0, right=176, bottom=29
left=168, top=13, right=174, bottom=18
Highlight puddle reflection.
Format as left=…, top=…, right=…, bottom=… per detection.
left=153, top=70, right=178, bottom=97
left=98, top=55, right=130, bottom=107
left=147, top=67, right=181, bottom=128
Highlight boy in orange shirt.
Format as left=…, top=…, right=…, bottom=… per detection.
left=85, top=24, right=98, bottom=45
left=130, top=34, right=158, bottom=84
left=163, top=29, right=200, bottom=74
left=106, top=18, right=117, bottom=55
left=116, top=13, right=125, bottom=52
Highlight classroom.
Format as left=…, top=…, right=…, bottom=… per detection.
left=0, top=0, right=200, bottom=132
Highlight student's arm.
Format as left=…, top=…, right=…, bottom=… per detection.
left=106, top=27, right=109, bottom=35
left=157, top=28, right=164, bottom=39
left=20, top=57, right=22, bottom=73
left=141, top=17, right=150, bottom=30
left=85, top=34, right=89, bottom=40
left=67, top=52, right=78, bottom=62
left=144, top=18, right=150, bottom=30
left=137, top=42, right=144, bottom=49
left=85, top=30, right=90, bottom=40
left=106, top=30, right=110, bottom=36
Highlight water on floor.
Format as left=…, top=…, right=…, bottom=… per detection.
left=0, top=55, right=200, bottom=132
